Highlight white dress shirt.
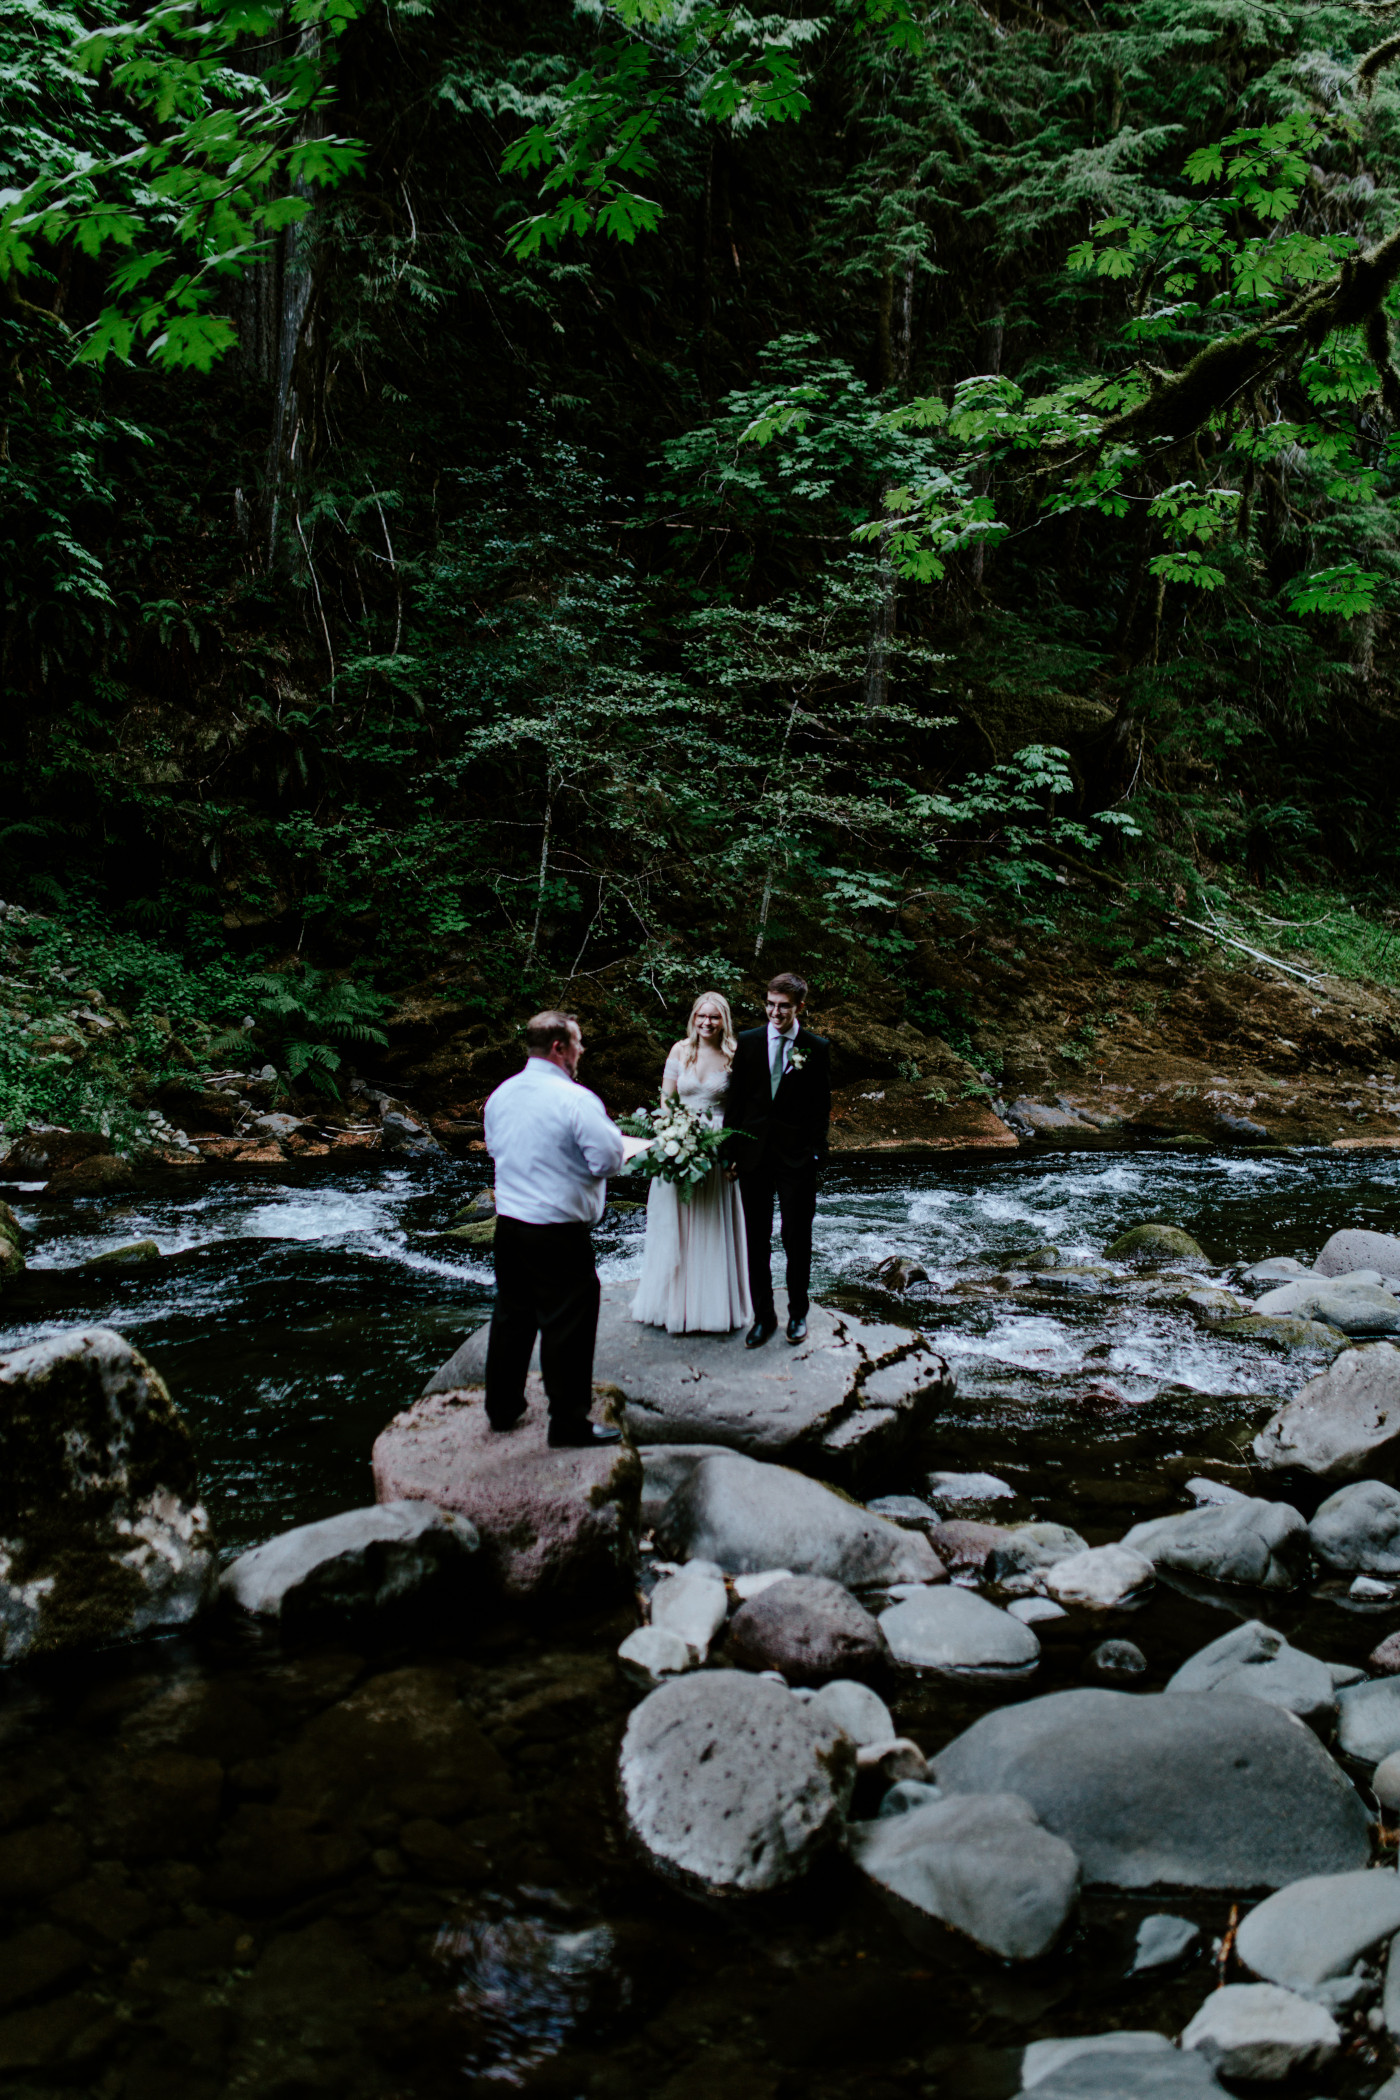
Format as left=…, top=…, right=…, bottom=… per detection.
left=485, top=1056, right=626, bottom=1225
left=766, top=1020, right=799, bottom=1087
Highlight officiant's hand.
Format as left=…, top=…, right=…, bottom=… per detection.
left=723, top=1163, right=739, bottom=1182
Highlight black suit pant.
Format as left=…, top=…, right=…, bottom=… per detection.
left=485, top=1216, right=600, bottom=1426
left=740, top=1157, right=817, bottom=1322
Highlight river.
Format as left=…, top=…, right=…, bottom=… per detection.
left=2, top=1149, right=1399, bottom=2096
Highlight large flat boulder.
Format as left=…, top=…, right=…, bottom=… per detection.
left=652, top=1447, right=942, bottom=1587
left=0, top=1328, right=217, bottom=1662
left=371, top=1382, right=640, bottom=1607
left=619, top=1670, right=855, bottom=1894
left=1166, top=1621, right=1336, bottom=1729
left=932, top=1688, right=1370, bottom=1890
left=1122, top=1497, right=1308, bottom=1589
left=424, top=1283, right=953, bottom=1489
left=1254, top=1344, right=1400, bottom=1478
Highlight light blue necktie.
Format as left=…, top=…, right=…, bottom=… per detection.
left=770, top=1032, right=786, bottom=1099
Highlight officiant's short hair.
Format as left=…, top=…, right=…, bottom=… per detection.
left=525, top=1009, right=577, bottom=1053
left=767, top=972, right=808, bottom=1003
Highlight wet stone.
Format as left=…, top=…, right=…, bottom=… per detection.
left=1089, top=1640, right=1146, bottom=1678
left=1337, top=1677, right=1400, bottom=1762
left=1309, top=1479, right=1400, bottom=1574
left=850, top=1791, right=1080, bottom=1962
left=726, top=1575, right=889, bottom=1685
left=879, top=1587, right=1040, bottom=1678
left=1254, top=1342, right=1400, bottom=1478
left=655, top=1449, right=942, bottom=1587
left=1234, top=1868, right=1400, bottom=1988
left=1180, top=1983, right=1339, bottom=2082
left=1122, top=1496, right=1309, bottom=1590
left=1376, top=1631, right=1400, bottom=1675
left=1166, top=1620, right=1337, bottom=1729
left=1131, top=1915, right=1200, bottom=1974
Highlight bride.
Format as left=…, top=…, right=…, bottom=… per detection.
left=630, top=992, right=752, bottom=1334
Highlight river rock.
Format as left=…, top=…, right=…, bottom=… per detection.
left=929, top=1469, right=1015, bottom=1506
left=45, top=1153, right=137, bottom=1195
left=1021, top=2036, right=1176, bottom=2090
left=221, top=1501, right=480, bottom=1621
left=1122, top=1497, right=1308, bottom=1589
left=1336, top=1678, right=1400, bottom=1762
left=1008, top=1099, right=1093, bottom=1133
left=1316, top=1229, right=1400, bottom=1279
left=808, top=1678, right=895, bottom=1745
left=932, top=1688, right=1370, bottom=1888
left=649, top=1563, right=728, bottom=1660
left=849, top=1791, right=1080, bottom=1961
left=1132, top=1916, right=1200, bottom=1973
left=1180, top=1982, right=1338, bottom=2081
left=381, top=1109, right=439, bottom=1155
left=617, top=1625, right=693, bottom=1688
left=1253, top=1278, right=1400, bottom=1335
left=1045, top=1544, right=1154, bottom=1609
left=84, top=1238, right=160, bottom=1268
left=1236, top=1868, right=1400, bottom=1989
left=726, top=1576, right=888, bottom=1684
left=1222, top=1312, right=1349, bottom=1352
left=618, top=1669, right=855, bottom=1895
left=1019, top=2056, right=1224, bottom=2098
left=1166, top=1621, right=1337, bottom=1728
left=1254, top=1343, right=1400, bottom=1478
left=370, top=1384, right=640, bottom=1606
left=927, top=1519, right=1014, bottom=1571
left=1090, top=1640, right=1147, bottom=1678
left=879, top=1587, right=1040, bottom=1677
left=0, top=1328, right=217, bottom=1663
left=423, top=1282, right=954, bottom=1489
left=1242, top=1257, right=1310, bottom=1284
left=1310, top=1479, right=1400, bottom=1573
left=1373, top=1632, right=1400, bottom=1674
left=1103, top=1224, right=1206, bottom=1262
left=654, top=1449, right=941, bottom=1587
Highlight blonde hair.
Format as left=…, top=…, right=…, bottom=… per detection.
left=683, top=990, right=737, bottom=1065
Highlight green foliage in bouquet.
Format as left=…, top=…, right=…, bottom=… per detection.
left=618, top=1097, right=744, bottom=1202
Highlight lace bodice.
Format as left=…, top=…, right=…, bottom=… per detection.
left=661, top=1047, right=731, bottom=1127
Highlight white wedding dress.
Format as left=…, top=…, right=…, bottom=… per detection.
left=630, top=1049, right=752, bottom=1334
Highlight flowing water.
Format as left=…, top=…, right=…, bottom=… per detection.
left=4, top=1148, right=1400, bottom=2098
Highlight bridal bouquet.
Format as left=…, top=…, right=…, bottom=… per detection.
left=618, top=1098, right=735, bottom=1200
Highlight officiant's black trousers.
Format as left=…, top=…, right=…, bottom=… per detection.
left=740, top=1158, right=817, bottom=1322
left=485, top=1216, right=600, bottom=1427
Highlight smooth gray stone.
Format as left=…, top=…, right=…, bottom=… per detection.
left=1337, top=1678, right=1400, bottom=1763
left=1235, top=1869, right=1400, bottom=1987
left=1166, top=1620, right=1337, bottom=1727
left=1310, top=1479, right=1400, bottom=1574
left=879, top=1586, right=1040, bottom=1678
left=1122, top=1497, right=1308, bottom=1590
left=1180, top=1982, right=1338, bottom=2081
left=1255, top=1343, right=1400, bottom=1478
left=221, top=1500, right=479, bottom=1620
left=619, top=1669, right=855, bottom=1895
left=425, top=1282, right=953, bottom=1487
left=1017, top=2051, right=1224, bottom=2097
left=727, top=1575, right=888, bottom=1685
left=1022, top=2035, right=1173, bottom=2089
left=1316, top=1229, right=1400, bottom=1279
left=933, top=1688, right=1370, bottom=1890
left=1131, top=1915, right=1200, bottom=1973
left=1254, top=1278, right=1400, bottom=1336
left=849, top=1791, right=1080, bottom=1960
left=655, top=1449, right=940, bottom=1587
left=806, top=1677, right=895, bottom=1746
left=1242, top=1257, right=1310, bottom=1283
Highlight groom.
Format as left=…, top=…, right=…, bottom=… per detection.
left=723, top=971, right=831, bottom=1348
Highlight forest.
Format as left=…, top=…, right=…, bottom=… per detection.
left=5, top=0, right=1400, bottom=1126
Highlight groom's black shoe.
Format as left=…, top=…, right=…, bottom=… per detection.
left=746, top=1314, right=778, bottom=1349
left=547, top=1419, right=622, bottom=1449
left=786, top=1314, right=808, bottom=1344
left=488, top=1405, right=527, bottom=1432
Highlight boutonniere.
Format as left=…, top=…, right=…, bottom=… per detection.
left=788, top=1048, right=807, bottom=1072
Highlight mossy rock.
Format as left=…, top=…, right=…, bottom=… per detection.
left=0, top=1236, right=23, bottom=1292
left=441, top=1219, right=496, bottom=1247
left=1104, top=1223, right=1206, bottom=1263
left=1220, top=1314, right=1348, bottom=1355
left=85, top=1240, right=161, bottom=1269
left=607, top=1198, right=646, bottom=1214
left=0, top=1200, right=24, bottom=1253
left=448, top=1192, right=495, bottom=1226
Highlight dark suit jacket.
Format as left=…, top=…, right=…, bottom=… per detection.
left=723, top=1025, right=831, bottom=1174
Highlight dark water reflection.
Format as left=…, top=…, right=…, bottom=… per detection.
left=3, top=1149, right=1400, bottom=2096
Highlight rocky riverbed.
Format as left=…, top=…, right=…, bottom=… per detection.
left=10, top=1152, right=1400, bottom=2095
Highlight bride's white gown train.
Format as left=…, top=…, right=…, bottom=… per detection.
left=630, top=1051, right=752, bottom=1334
